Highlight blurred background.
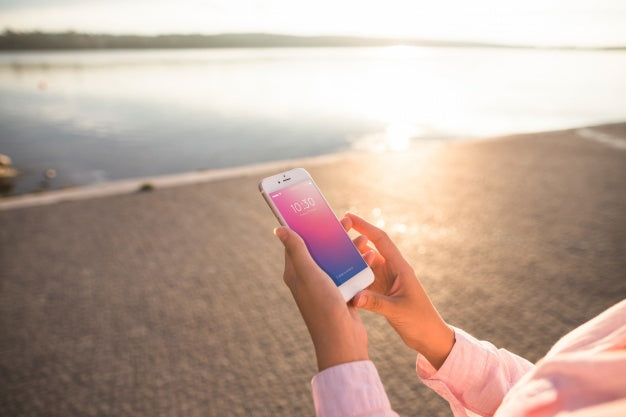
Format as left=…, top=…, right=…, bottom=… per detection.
left=1, top=2, right=626, bottom=417
left=0, top=0, right=625, bottom=195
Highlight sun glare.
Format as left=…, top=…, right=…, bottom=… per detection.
left=384, top=123, right=415, bottom=151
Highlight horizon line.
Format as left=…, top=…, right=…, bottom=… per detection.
left=1, top=30, right=625, bottom=51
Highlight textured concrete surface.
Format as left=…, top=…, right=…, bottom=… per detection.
left=1, top=124, right=625, bottom=416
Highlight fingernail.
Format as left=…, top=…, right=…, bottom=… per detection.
left=355, top=294, right=367, bottom=307
left=274, top=227, right=288, bottom=242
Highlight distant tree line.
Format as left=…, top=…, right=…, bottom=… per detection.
left=0, top=30, right=500, bottom=50
left=0, top=30, right=622, bottom=50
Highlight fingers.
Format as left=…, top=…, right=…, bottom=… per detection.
left=274, top=227, right=318, bottom=273
left=353, top=289, right=393, bottom=316
left=352, top=234, right=369, bottom=251
left=351, top=233, right=380, bottom=268
left=340, top=215, right=352, bottom=232
left=345, top=212, right=408, bottom=267
left=363, top=250, right=377, bottom=267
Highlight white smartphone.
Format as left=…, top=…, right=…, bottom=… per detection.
left=259, top=168, right=374, bottom=301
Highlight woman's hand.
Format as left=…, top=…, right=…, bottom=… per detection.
left=341, top=213, right=455, bottom=370
left=274, top=226, right=369, bottom=372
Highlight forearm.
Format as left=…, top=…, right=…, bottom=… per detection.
left=407, top=298, right=456, bottom=370
left=395, top=286, right=456, bottom=370
left=296, top=302, right=369, bottom=372
left=312, top=331, right=369, bottom=372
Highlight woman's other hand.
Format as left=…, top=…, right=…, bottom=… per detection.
left=341, top=213, right=455, bottom=370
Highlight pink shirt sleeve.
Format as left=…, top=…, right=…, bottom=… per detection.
left=418, top=300, right=626, bottom=417
left=310, top=300, right=626, bottom=417
left=311, top=360, right=399, bottom=417
left=310, top=329, right=534, bottom=417
left=416, top=328, right=535, bottom=417
left=494, top=300, right=626, bottom=417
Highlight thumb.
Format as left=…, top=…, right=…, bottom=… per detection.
left=274, top=227, right=317, bottom=270
left=353, top=289, right=391, bottom=315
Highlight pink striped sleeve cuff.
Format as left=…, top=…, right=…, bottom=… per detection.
left=416, top=327, right=534, bottom=417
left=312, top=360, right=399, bottom=417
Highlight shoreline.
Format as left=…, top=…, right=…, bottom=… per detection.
left=0, top=151, right=361, bottom=211
left=1, top=121, right=624, bottom=211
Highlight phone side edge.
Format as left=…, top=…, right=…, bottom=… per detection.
left=259, top=183, right=288, bottom=227
left=338, top=267, right=374, bottom=302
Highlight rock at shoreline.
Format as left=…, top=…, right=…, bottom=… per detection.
left=44, top=168, right=56, bottom=180
left=0, top=154, right=18, bottom=179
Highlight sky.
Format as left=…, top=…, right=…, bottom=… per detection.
left=0, top=0, right=625, bottom=47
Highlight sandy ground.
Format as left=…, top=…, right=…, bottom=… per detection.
left=1, top=123, right=625, bottom=416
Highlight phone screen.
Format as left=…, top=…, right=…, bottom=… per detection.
left=269, top=179, right=368, bottom=286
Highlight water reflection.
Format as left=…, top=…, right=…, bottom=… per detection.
left=352, top=123, right=416, bottom=152
left=1, top=47, right=625, bottom=195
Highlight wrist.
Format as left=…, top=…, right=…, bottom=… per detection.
left=410, top=321, right=455, bottom=370
left=311, top=321, right=369, bottom=371
left=315, top=341, right=369, bottom=371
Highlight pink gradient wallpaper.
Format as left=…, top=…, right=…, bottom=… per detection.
left=270, top=179, right=367, bottom=285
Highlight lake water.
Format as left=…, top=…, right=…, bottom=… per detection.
left=1, top=47, right=626, bottom=195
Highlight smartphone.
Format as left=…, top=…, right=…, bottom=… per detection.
left=259, top=168, right=374, bottom=301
